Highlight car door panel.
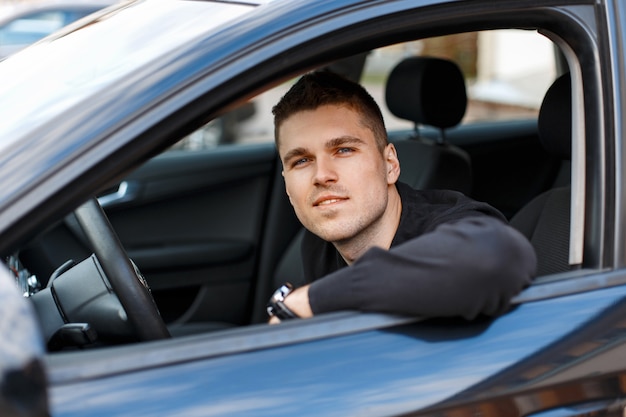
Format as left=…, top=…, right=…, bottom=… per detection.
left=47, top=277, right=626, bottom=417
left=101, top=143, right=279, bottom=326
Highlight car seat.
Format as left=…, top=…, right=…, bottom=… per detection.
left=509, top=73, right=573, bottom=276
left=386, top=56, right=473, bottom=195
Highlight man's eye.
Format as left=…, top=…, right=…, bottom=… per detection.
left=337, top=147, right=354, bottom=154
left=293, top=158, right=309, bottom=167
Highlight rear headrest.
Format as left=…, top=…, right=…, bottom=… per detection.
left=385, top=57, right=467, bottom=129
left=538, top=73, right=572, bottom=160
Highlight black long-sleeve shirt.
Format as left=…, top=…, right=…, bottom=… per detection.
left=302, top=182, right=537, bottom=319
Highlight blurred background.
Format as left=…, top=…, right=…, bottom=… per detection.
left=0, top=0, right=114, bottom=59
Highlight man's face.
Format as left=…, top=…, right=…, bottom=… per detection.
left=278, top=104, right=399, bottom=244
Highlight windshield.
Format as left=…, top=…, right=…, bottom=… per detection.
left=0, top=0, right=252, bottom=152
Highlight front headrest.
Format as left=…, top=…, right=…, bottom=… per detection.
left=385, top=57, right=467, bottom=129
left=538, top=73, right=572, bottom=160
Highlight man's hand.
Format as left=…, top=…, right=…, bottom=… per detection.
left=269, top=284, right=313, bottom=324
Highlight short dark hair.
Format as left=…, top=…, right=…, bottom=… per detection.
left=272, top=71, right=388, bottom=152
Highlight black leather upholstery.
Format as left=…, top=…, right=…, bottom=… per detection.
left=386, top=57, right=472, bottom=195
left=386, top=57, right=467, bottom=129
left=537, top=73, right=572, bottom=160
left=510, top=73, right=573, bottom=276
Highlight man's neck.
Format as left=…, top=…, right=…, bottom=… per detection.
left=334, top=185, right=402, bottom=265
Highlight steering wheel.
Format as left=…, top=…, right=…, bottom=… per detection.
left=73, top=198, right=170, bottom=341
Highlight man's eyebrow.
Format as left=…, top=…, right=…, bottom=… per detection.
left=326, top=136, right=366, bottom=148
left=282, top=147, right=308, bottom=164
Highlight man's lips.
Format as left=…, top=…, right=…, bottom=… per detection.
left=312, top=195, right=348, bottom=207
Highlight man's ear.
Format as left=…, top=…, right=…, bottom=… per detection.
left=385, top=143, right=401, bottom=183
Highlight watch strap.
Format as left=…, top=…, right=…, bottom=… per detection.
left=267, top=283, right=299, bottom=320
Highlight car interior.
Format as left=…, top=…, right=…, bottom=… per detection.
left=6, top=27, right=575, bottom=351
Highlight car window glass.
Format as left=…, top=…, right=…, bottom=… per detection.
left=172, top=29, right=557, bottom=151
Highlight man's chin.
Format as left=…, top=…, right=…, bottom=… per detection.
left=302, top=215, right=361, bottom=241
left=310, top=227, right=354, bottom=244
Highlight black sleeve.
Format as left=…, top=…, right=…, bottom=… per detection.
left=307, top=215, right=537, bottom=319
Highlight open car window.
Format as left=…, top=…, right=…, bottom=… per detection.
left=9, top=27, right=573, bottom=351
left=2, top=8, right=588, bottom=356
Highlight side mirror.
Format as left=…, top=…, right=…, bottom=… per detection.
left=0, top=264, right=49, bottom=417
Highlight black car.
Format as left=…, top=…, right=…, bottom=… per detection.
left=1, top=0, right=625, bottom=416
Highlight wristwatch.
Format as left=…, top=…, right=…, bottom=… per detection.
left=266, top=282, right=299, bottom=320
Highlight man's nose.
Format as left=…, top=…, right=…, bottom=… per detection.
left=313, top=157, right=338, bottom=185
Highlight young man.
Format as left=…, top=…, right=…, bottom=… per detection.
left=267, top=70, right=536, bottom=322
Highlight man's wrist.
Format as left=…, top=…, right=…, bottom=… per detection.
left=283, top=285, right=314, bottom=318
